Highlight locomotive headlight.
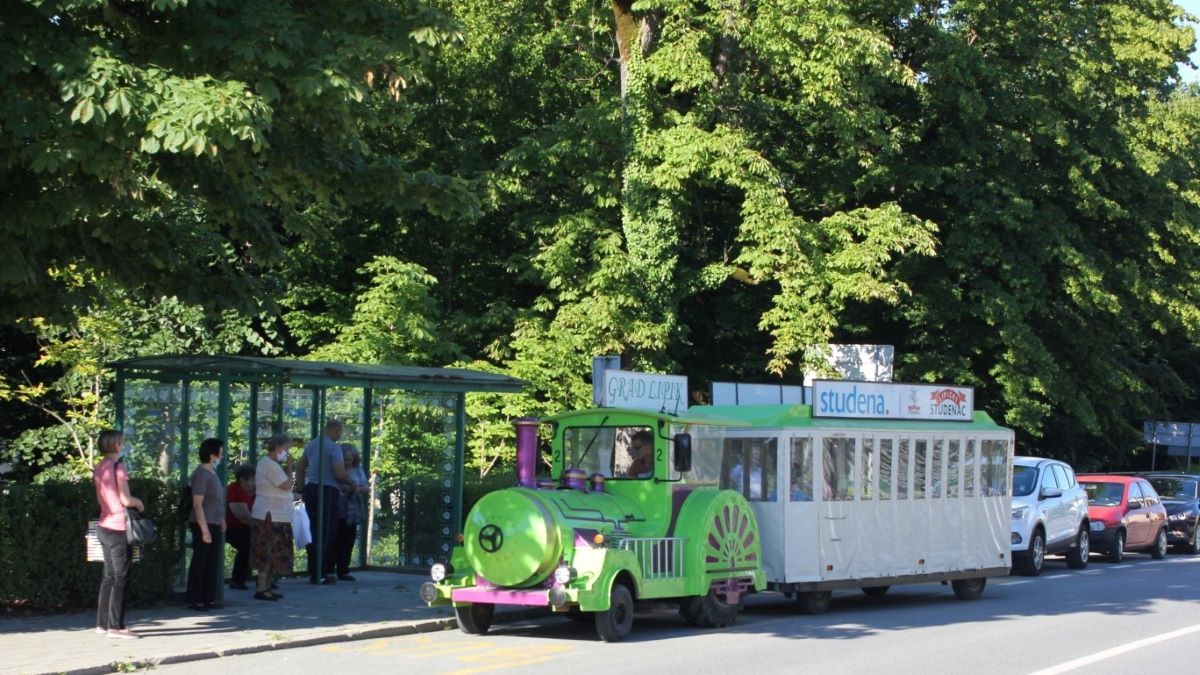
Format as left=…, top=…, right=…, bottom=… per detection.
left=553, top=565, right=575, bottom=585
left=430, top=563, right=447, bottom=582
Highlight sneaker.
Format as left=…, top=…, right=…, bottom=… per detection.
left=337, top=574, right=356, bottom=582
left=107, top=629, right=140, bottom=640
left=253, top=592, right=279, bottom=601
left=94, top=627, right=108, bottom=635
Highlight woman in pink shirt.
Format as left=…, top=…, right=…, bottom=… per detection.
left=92, top=429, right=145, bottom=639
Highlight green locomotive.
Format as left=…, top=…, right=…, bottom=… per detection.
left=419, top=408, right=765, bottom=642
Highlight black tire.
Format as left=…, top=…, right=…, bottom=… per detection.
left=861, top=586, right=890, bottom=597
left=565, top=607, right=590, bottom=623
left=595, top=583, right=634, bottom=642
left=1151, top=528, right=1168, bottom=559
left=796, top=590, right=832, bottom=615
left=679, top=588, right=742, bottom=628
left=1065, top=527, right=1090, bottom=569
left=1016, top=529, right=1045, bottom=576
left=951, top=577, right=987, bottom=601
left=1107, top=530, right=1125, bottom=563
left=455, top=603, right=494, bottom=635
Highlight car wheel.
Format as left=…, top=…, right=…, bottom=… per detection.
left=1107, top=530, right=1125, bottom=563
left=595, top=583, right=634, bottom=642
left=1151, top=528, right=1168, bottom=559
left=861, top=586, right=890, bottom=597
left=1016, top=529, right=1045, bottom=576
left=796, top=590, right=833, bottom=615
left=951, top=577, right=987, bottom=601
left=1065, top=526, right=1089, bottom=569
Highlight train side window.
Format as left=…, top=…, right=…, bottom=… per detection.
left=878, top=438, right=893, bottom=500
left=722, top=437, right=777, bottom=502
left=913, top=439, right=927, bottom=499
left=861, top=438, right=875, bottom=500
left=790, top=437, right=814, bottom=502
left=981, top=440, right=1010, bottom=496
left=822, top=436, right=856, bottom=501
left=897, top=439, right=910, bottom=500
left=963, top=440, right=976, bottom=497
left=931, top=439, right=945, bottom=498
left=947, top=440, right=961, bottom=498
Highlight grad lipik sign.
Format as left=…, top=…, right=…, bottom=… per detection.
left=812, top=379, right=974, bottom=422
left=599, top=369, right=688, bottom=414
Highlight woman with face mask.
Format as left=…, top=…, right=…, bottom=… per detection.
left=251, top=433, right=296, bottom=600
left=186, top=438, right=226, bottom=610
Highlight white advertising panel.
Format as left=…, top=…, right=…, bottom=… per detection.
left=600, top=369, right=688, bottom=414
left=811, top=380, right=973, bottom=422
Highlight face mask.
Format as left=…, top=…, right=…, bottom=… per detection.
left=278, top=448, right=289, bottom=461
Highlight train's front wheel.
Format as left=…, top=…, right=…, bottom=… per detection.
left=679, top=587, right=742, bottom=628
left=595, top=583, right=634, bottom=642
left=455, top=603, right=494, bottom=635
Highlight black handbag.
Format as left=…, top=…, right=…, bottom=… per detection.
left=114, top=459, right=157, bottom=545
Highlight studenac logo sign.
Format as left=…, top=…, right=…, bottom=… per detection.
left=813, top=380, right=973, bottom=421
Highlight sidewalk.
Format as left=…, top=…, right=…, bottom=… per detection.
left=1, top=571, right=542, bottom=675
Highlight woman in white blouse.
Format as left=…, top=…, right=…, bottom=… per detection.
left=251, top=433, right=295, bottom=601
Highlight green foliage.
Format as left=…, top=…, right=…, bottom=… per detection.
left=0, top=478, right=184, bottom=612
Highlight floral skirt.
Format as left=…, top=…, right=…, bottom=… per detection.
left=251, top=515, right=293, bottom=577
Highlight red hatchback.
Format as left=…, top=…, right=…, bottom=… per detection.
left=1077, top=475, right=1169, bottom=562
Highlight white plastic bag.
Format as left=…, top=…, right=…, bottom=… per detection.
left=292, top=502, right=312, bottom=549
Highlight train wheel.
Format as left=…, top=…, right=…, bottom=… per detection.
left=861, top=586, right=890, bottom=597
left=679, top=588, right=742, bottom=628
left=455, top=603, right=494, bottom=635
left=951, top=577, right=987, bottom=601
left=796, top=590, right=832, bottom=614
left=595, top=583, right=634, bottom=642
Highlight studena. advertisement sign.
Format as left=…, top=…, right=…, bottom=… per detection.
left=811, top=380, right=974, bottom=422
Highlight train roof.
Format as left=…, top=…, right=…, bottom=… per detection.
left=686, top=404, right=1007, bottom=431
left=546, top=405, right=1008, bottom=432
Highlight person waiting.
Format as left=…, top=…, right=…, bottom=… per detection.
left=225, top=463, right=256, bottom=590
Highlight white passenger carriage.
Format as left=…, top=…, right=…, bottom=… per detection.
left=680, top=380, right=1013, bottom=609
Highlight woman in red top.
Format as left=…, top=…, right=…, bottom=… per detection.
left=92, top=429, right=145, bottom=639
left=226, top=464, right=256, bottom=590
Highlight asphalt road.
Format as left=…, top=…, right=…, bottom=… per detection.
left=154, top=552, right=1200, bottom=675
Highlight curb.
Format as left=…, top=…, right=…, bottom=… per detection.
left=51, top=609, right=549, bottom=675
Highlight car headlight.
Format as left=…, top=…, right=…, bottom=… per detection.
left=1089, top=521, right=1106, bottom=532
left=1012, top=506, right=1030, bottom=521
left=553, top=565, right=575, bottom=585
left=430, top=563, right=447, bottom=582
left=1169, top=512, right=1190, bottom=522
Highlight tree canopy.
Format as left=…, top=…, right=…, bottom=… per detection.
left=2, top=0, right=1199, bottom=477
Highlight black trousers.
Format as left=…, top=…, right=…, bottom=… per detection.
left=96, top=526, right=132, bottom=630
left=303, top=484, right=340, bottom=581
left=226, top=526, right=251, bottom=585
left=187, top=523, right=222, bottom=605
left=335, top=519, right=358, bottom=576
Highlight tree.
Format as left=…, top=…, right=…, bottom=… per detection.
left=0, top=0, right=473, bottom=324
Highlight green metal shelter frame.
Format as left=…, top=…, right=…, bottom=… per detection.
left=108, top=355, right=525, bottom=592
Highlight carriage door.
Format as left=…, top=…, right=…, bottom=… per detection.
left=783, top=434, right=820, bottom=582
left=818, top=433, right=859, bottom=581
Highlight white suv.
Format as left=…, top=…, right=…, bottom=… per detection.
left=1010, top=457, right=1090, bottom=575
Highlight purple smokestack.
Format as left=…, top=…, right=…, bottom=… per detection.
left=514, top=417, right=539, bottom=488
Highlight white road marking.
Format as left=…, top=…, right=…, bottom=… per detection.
left=1027, top=622, right=1200, bottom=675
left=1043, top=574, right=1068, bottom=579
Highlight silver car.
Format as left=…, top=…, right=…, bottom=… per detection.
left=1010, top=457, right=1090, bottom=575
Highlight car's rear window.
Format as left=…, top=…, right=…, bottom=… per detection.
left=1081, top=481, right=1124, bottom=507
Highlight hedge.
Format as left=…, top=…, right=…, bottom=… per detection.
left=0, top=479, right=185, bottom=613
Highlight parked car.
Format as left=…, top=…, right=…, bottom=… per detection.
left=1077, top=475, right=1169, bottom=563
left=1011, top=457, right=1090, bottom=575
left=1141, top=474, right=1200, bottom=555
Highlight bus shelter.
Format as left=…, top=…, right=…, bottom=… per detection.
left=108, top=355, right=525, bottom=592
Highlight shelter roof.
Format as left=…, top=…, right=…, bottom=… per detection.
left=108, top=354, right=525, bottom=393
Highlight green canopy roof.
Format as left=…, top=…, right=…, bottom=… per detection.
left=108, top=354, right=526, bottom=393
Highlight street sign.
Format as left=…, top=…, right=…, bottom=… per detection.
left=1143, top=421, right=1199, bottom=447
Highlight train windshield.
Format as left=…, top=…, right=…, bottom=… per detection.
left=563, top=426, right=655, bottom=479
